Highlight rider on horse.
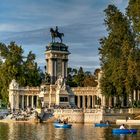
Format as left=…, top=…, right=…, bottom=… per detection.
left=50, top=26, right=64, bottom=43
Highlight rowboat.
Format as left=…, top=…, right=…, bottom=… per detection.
left=53, top=122, right=72, bottom=128
left=112, top=129, right=138, bottom=134
left=94, top=123, right=110, bottom=127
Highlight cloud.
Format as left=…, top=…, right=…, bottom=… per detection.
left=0, top=0, right=128, bottom=72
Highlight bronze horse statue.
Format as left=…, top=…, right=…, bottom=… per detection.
left=50, top=27, right=64, bottom=43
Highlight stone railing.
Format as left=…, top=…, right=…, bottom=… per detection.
left=54, top=109, right=83, bottom=113
left=85, top=109, right=103, bottom=113
left=71, top=87, right=98, bottom=95
left=104, top=108, right=140, bottom=114
left=19, top=87, right=40, bottom=91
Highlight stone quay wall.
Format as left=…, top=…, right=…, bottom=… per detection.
left=53, top=108, right=140, bottom=123
left=53, top=109, right=103, bottom=123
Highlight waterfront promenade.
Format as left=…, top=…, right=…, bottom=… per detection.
left=1, top=107, right=140, bottom=124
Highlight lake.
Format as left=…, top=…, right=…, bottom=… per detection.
left=0, top=122, right=140, bottom=140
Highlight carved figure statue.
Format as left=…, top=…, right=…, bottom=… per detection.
left=9, top=79, right=19, bottom=89
left=50, top=26, right=64, bottom=43
left=55, top=76, right=67, bottom=90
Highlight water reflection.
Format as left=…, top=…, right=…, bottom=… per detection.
left=0, top=123, right=9, bottom=140
left=0, top=123, right=139, bottom=140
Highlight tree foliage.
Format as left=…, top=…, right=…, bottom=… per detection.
left=127, top=0, right=140, bottom=43
left=99, top=4, right=137, bottom=98
left=0, top=42, right=44, bottom=103
left=66, top=67, right=98, bottom=87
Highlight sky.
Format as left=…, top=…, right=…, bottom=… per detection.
left=0, top=0, right=128, bottom=73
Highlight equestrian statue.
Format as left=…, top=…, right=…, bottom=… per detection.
left=50, top=26, right=64, bottom=43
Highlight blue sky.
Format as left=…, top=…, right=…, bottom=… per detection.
left=0, top=0, right=128, bottom=72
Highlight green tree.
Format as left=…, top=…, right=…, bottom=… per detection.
left=0, top=42, right=44, bottom=103
left=83, top=74, right=97, bottom=87
left=99, top=5, right=135, bottom=99
left=73, top=67, right=85, bottom=87
left=127, top=0, right=140, bottom=44
left=66, top=67, right=77, bottom=87
left=23, top=51, right=43, bottom=86
left=0, top=42, right=24, bottom=102
left=125, top=0, right=140, bottom=99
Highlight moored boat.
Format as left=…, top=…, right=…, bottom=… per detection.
left=53, top=122, right=72, bottom=128
left=112, top=129, right=138, bottom=134
left=94, top=123, right=110, bottom=127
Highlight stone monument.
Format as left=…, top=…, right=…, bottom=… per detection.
left=43, top=26, right=74, bottom=107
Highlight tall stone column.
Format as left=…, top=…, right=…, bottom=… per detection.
left=102, top=96, right=106, bottom=107
left=65, top=60, right=68, bottom=78
left=133, top=90, right=136, bottom=101
left=22, top=95, right=24, bottom=109
left=27, top=96, right=29, bottom=107
left=82, top=96, right=85, bottom=108
left=92, top=96, right=95, bottom=108
left=87, top=96, right=91, bottom=108
left=54, top=60, right=57, bottom=78
left=78, top=96, right=80, bottom=108
left=62, top=60, right=64, bottom=78
left=36, top=96, right=39, bottom=107
left=50, top=59, right=54, bottom=84
left=32, top=96, right=34, bottom=108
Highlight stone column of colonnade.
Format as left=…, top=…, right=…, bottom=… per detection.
left=32, top=96, right=34, bottom=108
left=101, top=96, right=106, bottom=107
left=61, top=60, right=68, bottom=78
left=76, top=95, right=98, bottom=109
left=22, top=95, right=24, bottom=109
left=21, top=95, right=38, bottom=109
left=27, top=96, right=29, bottom=107
left=50, top=59, right=54, bottom=84
left=87, top=95, right=91, bottom=108
left=77, top=96, right=80, bottom=108
left=82, top=96, right=85, bottom=108
left=36, top=96, right=39, bottom=107
left=132, top=90, right=140, bottom=104
left=92, top=95, right=95, bottom=108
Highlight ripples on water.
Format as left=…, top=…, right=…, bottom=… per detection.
left=0, top=122, right=140, bottom=140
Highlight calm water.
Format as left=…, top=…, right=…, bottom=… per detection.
left=0, top=122, right=140, bottom=140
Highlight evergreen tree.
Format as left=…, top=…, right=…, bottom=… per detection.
left=74, top=67, right=85, bottom=87
left=66, top=67, right=77, bottom=87
left=99, top=5, right=135, bottom=98
left=127, top=0, right=140, bottom=44
left=23, top=51, right=43, bottom=86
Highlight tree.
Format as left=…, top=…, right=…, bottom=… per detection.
left=0, top=42, right=24, bottom=102
left=83, top=75, right=97, bottom=87
left=23, top=51, right=43, bottom=86
left=0, top=42, right=44, bottom=103
left=67, top=67, right=98, bottom=87
left=73, top=67, right=85, bottom=87
left=99, top=5, right=135, bottom=99
left=127, top=0, right=140, bottom=44
left=66, top=67, right=77, bottom=87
